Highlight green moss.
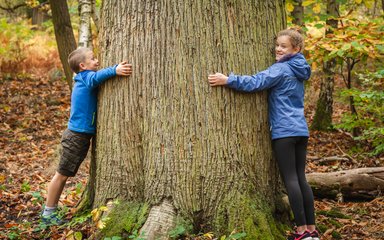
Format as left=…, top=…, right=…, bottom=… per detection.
left=331, top=230, right=342, bottom=239
left=74, top=192, right=92, bottom=216
left=213, top=192, right=287, bottom=240
left=101, top=201, right=149, bottom=238
left=327, top=218, right=342, bottom=228
left=317, top=208, right=351, bottom=219
left=317, top=224, right=328, bottom=234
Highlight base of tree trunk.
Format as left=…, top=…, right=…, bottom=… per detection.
left=210, top=191, right=289, bottom=240
left=139, top=199, right=176, bottom=240
left=307, top=167, right=384, bottom=200
left=94, top=191, right=290, bottom=239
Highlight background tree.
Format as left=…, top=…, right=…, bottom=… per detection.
left=292, top=0, right=304, bottom=26
left=49, top=0, right=76, bottom=89
left=89, top=0, right=288, bottom=239
left=78, top=0, right=92, bottom=48
left=311, top=0, right=339, bottom=131
left=0, top=0, right=26, bottom=17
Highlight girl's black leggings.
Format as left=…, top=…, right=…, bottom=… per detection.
left=272, top=136, right=315, bottom=226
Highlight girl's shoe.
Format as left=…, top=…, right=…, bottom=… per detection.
left=310, top=230, right=320, bottom=240
left=287, top=230, right=312, bottom=240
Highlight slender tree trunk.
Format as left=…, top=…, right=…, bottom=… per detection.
left=78, top=0, right=92, bottom=48
left=292, top=0, right=304, bottom=26
left=31, top=7, right=49, bottom=25
left=311, top=0, right=338, bottom=131
left=49, top=0, right=76, bottom=90
left=90, top=0, right=99, bottom=32
left=382, top=0, right=384, bottom=12
left=91, top=1, right=288, bottom=239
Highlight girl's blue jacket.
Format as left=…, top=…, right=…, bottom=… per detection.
left=227, top=53, right=311, bottom=140
left=68, top=65, right=117, bottom=134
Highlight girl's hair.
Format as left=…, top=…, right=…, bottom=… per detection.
left=277, top=28, right=305, bottom=52
left=68, top=47, right=91, bottom=73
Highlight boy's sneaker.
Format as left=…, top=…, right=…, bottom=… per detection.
left=287, top=230, right=312, bottom=240
left=41, top=212, right=66, bottom=226
left=310, top=230, right=320, bottom=240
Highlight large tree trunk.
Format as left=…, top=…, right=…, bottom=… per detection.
left=92, top=1, right=287, bottom=239
left=311, top=0, right=339, bottom=131
left=49, top=0, right=77, bottom=90
left=307, top=167, right=384, bottom=200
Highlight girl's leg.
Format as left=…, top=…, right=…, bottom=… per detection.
left=272, top=137, right=307, bottom=227
left=295, top=137, right=316, bottom=226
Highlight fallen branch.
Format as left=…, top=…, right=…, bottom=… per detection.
left=307, top=167, right=384, bottom=200
left=307, top=156, right=350, bottom=164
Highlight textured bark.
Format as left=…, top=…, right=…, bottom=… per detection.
left=292, top=0, right=303, bottom=26
left=307, top=167, right=384, bottom=200
left=31, top=7, right=49, bottom=25
left=311, top=0, right=338, bottom=131
left=92, top=1, right=287, bottom=238
left=381, top=0, right=384, bottom=12
left=90, top=0, right=100, bottom=32
left=139, top=199, right=176, bottom=239
left=49, top=0, right=76, bottom=89
left=78, top=0, right=92, bottom=48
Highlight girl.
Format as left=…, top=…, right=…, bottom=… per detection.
left=208, top=28, right=319, bottom=240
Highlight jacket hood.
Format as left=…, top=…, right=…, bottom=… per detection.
left=283, top=53, right=311, bottom=81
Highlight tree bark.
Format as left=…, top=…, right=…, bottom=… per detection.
left=307, top=167, right=384, bottom=200
left=382, top=0, right=384, bottom=12
left=292, top=0, right=304, bottom=26
left=49, top=0, right=77, bottom=90
left=90, top=0, right=99, bottom=32
left=311, top=0, right=339, bottom=131
left=78, top=0, right=92, bottom=48
left=31, top=7, right=49, bottom=25
left=92, top=1, right=287, bottom=239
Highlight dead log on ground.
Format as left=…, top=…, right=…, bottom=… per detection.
left=307, top=167, right=384, bottom=200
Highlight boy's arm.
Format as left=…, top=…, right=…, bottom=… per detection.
left=82, top=65, right=118, bottom=88
left=83, top=62, right=132, bottom=88
left=226, top=64, right=283, bottom=92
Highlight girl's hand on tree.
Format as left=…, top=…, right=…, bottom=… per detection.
left=208, top=73, right=228, bottom=86
left=116, top=61, right=133, bottom=76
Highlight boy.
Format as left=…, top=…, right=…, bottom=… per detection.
left=41, top=47, right=132, bottom=225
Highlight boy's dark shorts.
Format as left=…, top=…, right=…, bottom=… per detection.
left=57, top=129, right=93, bottom=177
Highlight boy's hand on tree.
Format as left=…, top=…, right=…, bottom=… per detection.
left=116, top=61, right=133, bottom=76
left=208, top=73, right=228, bottom=86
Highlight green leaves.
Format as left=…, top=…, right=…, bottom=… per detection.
left=20, top=181, right=31, bottom=193
left=336, top=69, right=384, bottom=156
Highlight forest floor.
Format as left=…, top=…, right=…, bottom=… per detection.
left=0, top=73, right=383, bottom=240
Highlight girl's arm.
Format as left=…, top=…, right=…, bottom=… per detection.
left=209, top=64, right=283, bottom=92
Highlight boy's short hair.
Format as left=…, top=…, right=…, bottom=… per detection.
left=68, top=47, right=91, bottom=73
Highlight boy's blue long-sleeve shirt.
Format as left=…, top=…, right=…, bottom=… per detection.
left=227, top=53, right=311, bottom=140
left=68, top=65, right=117, bottom=134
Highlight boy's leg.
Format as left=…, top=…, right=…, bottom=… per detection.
left=42, top=172, right=68, bottom=218
left=45, top=171, right=68, bottom=208
left=42, top=129, right=92, bottom=222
